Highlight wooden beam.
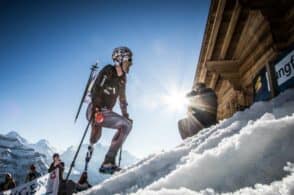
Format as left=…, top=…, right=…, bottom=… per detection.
left=241, top=48, right=276, bottom=86
left=206, top=60, right=239, bottom=73
left=199, top=66, right=206, bottom=83
left=222, top=72, right=240, bottom=79
left=206, top=0, right=226, bottom=59
left=239, top=21, right=269, bottom=61
left=228, top=78, right=242, bottom=90
left=265, top=63, right=278, bottom=98
left=233, top=10, right=262, bottom=59
left=206, top=59, right=240, bottom=90
left=209, top=1, right=242, bottom=91
left=216, top=73, right=242, bottom=90
left=209, top=73, right=219, bottom=89
left=220, top=1, right=242, bottom=59
left=218, top=80, right=231, bottom=97
left=194, top=0, right=218, bottom=84
left=200, top=0, right=227, bottom=83
left=240, top=33, right=273, bottom=75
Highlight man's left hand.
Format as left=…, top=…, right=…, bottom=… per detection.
left=127, top=117, right=133, bottom=124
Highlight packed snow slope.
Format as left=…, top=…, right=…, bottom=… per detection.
left=82, top=89, right=294, bottom=195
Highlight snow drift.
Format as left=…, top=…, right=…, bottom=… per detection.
left=82, top=89, right=294, bottom=195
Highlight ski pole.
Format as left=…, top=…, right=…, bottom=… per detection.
left=66, top=118, right=92, bottom=181
left=118, top=146, right=122, bottom=167
left=118, top=119, right=131, bottom=167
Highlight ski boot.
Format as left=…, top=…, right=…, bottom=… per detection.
left=99, top=155, right=121, bottom=174
left=99, top=163, right=121, bottom=174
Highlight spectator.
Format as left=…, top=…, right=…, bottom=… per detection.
left=25, top=164, right=41, bottom=182
left=0, top=173, right=16, bottom=191
left=178, top=83, right=218, bottom=139
left=76, top=172, right=92, bottom=192
left=48, top=153, right=65, bottom=181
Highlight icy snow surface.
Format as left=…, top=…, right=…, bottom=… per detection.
left=81, top=89, right=294, bottom=195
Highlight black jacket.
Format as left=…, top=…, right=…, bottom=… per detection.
left=48, top=161, right=65, bottom=181
left=91, top=65, right=128, bottom=117
left=0, top=180, right=16, bottom=191
left=25, top=171, right=41, bottom=182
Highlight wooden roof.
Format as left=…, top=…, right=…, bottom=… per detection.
left=194, top=0, right=294, bottom=91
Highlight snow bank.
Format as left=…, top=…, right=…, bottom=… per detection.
left=135, top=163, right=294, bottom=195
left=82, top=89, right=294, bottom=195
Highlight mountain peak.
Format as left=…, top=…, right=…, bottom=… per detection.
left=6, top=131, right=28, bottom=144
left=6, top=130, right=20, bottom=137
left=36, top=139, right=50, bottom=146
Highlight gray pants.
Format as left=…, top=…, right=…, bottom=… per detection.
left=87, top=104, right=132, bottom=160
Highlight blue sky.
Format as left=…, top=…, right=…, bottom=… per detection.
left=0, top=0, right=209, bottom=158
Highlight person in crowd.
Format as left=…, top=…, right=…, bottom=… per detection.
left=0, top=173, right=16, bottom=191
left=178, top=83, right=218, bottom=139
left=25, top=164, right=41, bottom=182
left=48, top=153, right=65, bottom=181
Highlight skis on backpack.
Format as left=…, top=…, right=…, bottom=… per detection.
left=74, top=62, right=99, bottom=123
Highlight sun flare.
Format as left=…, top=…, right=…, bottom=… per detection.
left=161, top=88, right=189, bottom=112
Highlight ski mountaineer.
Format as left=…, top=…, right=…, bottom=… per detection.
left=85, top=47, right=133, bottom=174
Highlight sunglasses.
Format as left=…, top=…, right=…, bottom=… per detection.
left=122, top=55, right=132, bottom=62
left=123, top=58, right=132, bottom=62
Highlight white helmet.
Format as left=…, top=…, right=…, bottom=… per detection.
left=112, top=47, right=133, bottom=66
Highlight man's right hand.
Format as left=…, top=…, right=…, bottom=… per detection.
left=95, top=111, right=104, bottom=123
left=54, top=160, right=61, bottom=166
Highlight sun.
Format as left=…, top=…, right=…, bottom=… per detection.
left=160, top=88, right=189, bottom=112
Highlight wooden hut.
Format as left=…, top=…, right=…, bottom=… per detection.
left=194, top=0, right=294, bottom=120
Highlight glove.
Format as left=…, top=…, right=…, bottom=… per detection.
left=123, top=112, right=129, bottom=119
left=123, top=113, right=133, bottom=124
left=94, top=109, right=104, bottom=123
left=127, top=118, right=133, bottom=124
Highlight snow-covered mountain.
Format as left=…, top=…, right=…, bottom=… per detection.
left=62, top=143, right=138, bottom=184
left=0, top=133, right=48, bottom=185
left=5, top=131, right=29, bottom=145
left=29, top=139, right=58, bottom=164
left=5, top=131, right=59, bottom=165
left=81, top=89, right=294, bottom=195
left=1, top=131, right=138, bottom=186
